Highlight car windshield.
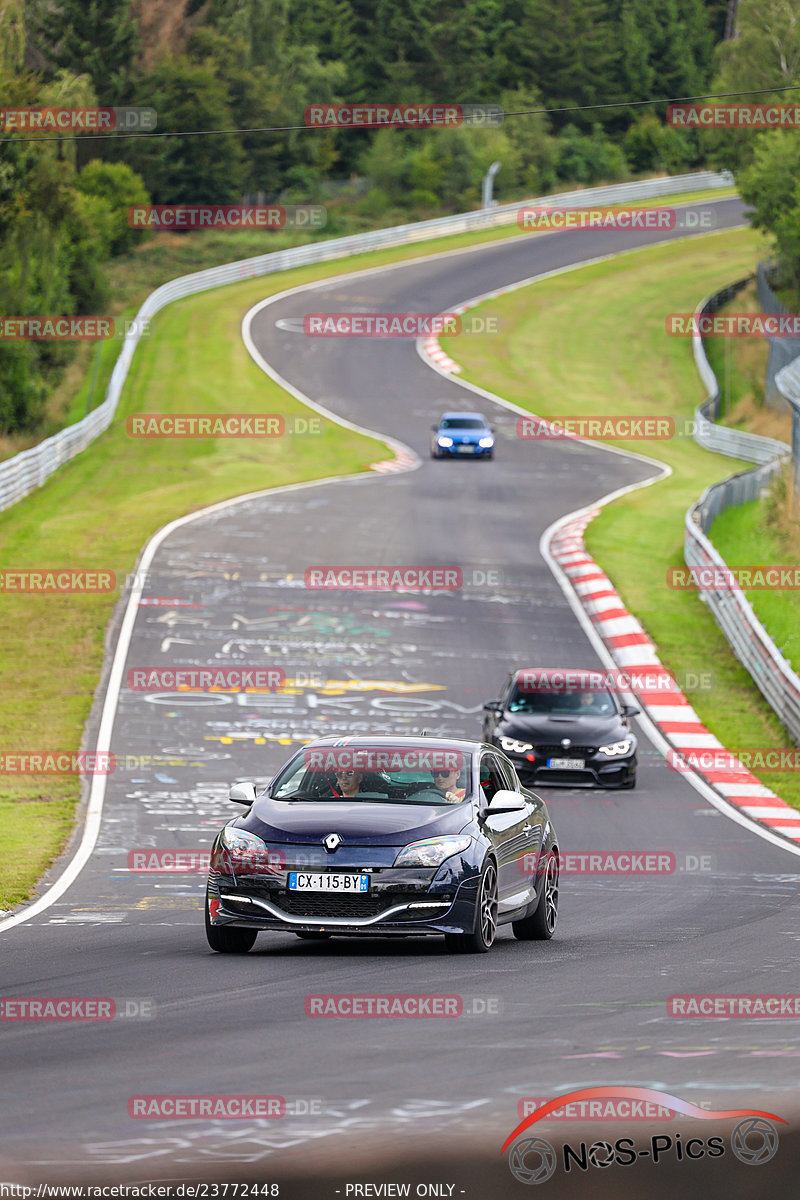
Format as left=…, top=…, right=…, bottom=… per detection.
left=507, top=687, right=617, bottom=716
left=440, top=418, right=486, bottom=430
left=270, top=753, right=473, bottom=805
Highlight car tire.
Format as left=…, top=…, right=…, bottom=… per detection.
left=513, top=851, right=558, bottom=941
left=205, top=889, right=257, bottom=954
left=295, top=931, right=332, bottom=940
left=445, top=859, right=498, bottom=954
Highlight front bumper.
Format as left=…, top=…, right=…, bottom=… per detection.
left=208, top=866, right=480, bottom=936
left=499, top=747, right=637, bottom=789
left=433, top=442, right=491, bottom=458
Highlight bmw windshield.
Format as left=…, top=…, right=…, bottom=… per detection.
left=507, top=687, right=617, bottom=717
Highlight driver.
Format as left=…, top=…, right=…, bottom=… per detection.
left=431, top=766, right=466, bottom=804
left=331, top=767, right=365, bottom=798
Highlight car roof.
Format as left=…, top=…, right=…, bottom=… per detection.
left=300, top=734, right=487, bottom=753
left=438, top=411, right=488, bottom=422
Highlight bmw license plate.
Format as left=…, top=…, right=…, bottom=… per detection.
left=288, top=872, right=369, bottom=892
left=547, top=757, right=585, bottom=770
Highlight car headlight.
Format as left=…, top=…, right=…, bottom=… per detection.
left=597, top=739, right=633, bottom=757
left=393, top=835, right=472, bottom=868
left=437, top=436, right=454, bottom=447
left=478, top=436, right=494, bottom=448
left=217, top=826, right=280, bottom=872
left=499, top=736, right=534, bottom=754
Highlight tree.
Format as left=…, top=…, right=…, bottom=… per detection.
left=0, top=0, right=25, bottom=73
left=707, top=0, right=800, bottom=170
left=29, top=0, right=140, bottom=104
left=123, top=56, right=246, bottom=204
left=76, top=160, right=150, bottom=254
left=738, top=131, right=800, bottom=293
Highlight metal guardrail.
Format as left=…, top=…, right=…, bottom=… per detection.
left=0, top=170, right=733, bottom=514
left=685, top=284, right=800, bottom=744
left=756, top=260, right=800, bottom=410
left=774, top=356, right=800, bottom=504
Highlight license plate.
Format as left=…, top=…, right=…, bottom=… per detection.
left=288, top=872, right=369, bottom=892
left=457, top=445, right=474, bottom=453
left=547, top=757, right=585, bottom=770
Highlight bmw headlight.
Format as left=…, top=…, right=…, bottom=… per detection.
left=437, top=436, right=454, bottom=448
left=394, top=835, right=471, bottom=868
left=500, top=736, right=534, bottom=754
left=478, top=436, right=494, bottom=448
left=597, top=739, right=633, bottom=757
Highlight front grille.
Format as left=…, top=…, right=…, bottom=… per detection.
left=276, top=892, right=396, bottom=919
left=218, top=875, right=445, bottom=922
left=534, top=744, right=596, bottom=758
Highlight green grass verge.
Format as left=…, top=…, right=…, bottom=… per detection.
left=710, top=495, right=800, bottom=672
left=441, top=226, right=800, bottom=808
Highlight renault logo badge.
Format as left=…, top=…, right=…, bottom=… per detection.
left=323, top=833, right=341, bottom=852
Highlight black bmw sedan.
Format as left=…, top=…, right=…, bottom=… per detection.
left=483, top=669, right=639, bottom=789
left=205, top=736, right=559, bottom=955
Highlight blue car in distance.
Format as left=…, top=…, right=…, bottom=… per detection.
left=431, top=411, right=495, bottom=459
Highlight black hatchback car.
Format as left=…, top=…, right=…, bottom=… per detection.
left=483, top=669, right=639, bottom=789
left=205, top=736, right=559, bottom=955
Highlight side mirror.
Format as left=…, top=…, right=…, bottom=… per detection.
left=486, top=789, right=527, bottom=814
left=621, top=705, right=640, bottom=718
left=229, top=781, right=256, bottom=806
left=483, top=700, right=502, bottom=712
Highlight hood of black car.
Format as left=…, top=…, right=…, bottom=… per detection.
left=245, top=798, right=472, bottom=846
left=499, top=713, right=628, bottom=744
